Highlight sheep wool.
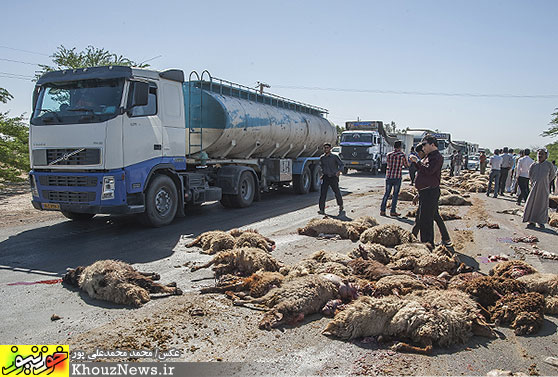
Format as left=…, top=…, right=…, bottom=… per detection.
left=348, top=243, right=391, bottom=265
left=190, top=247, right=283, bottom=277
left=187, top=230, right=236, bottom=254
left=298, top=218, right=360, bottom=241
left=360, top=224, right=416, bottom=247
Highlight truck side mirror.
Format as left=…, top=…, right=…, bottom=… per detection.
left=130, top=81, right=149, bottom=108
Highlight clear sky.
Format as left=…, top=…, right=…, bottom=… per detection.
left=1, top=0, right=557, bottom=150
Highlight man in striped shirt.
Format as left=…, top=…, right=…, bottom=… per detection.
left=380, top=140, right=409, bottom=216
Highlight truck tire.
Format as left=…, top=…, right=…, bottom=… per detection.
left=293, top=166, right=311, bottom=194
left=142, top=174, right=178, bottom=227
left=310, top=165, right=321, bottom=192
left=61, top=211, right=95, bottom=221
left=229, top=171, right=255, bottom=208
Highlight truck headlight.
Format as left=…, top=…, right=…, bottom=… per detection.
left=29, top=175, right=39, bottom=197
left=102, top=176, right=115, bottom=200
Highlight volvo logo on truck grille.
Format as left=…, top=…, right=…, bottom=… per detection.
left=48, top=148, right=85, bottom=165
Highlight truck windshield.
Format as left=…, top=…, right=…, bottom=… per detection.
left=341, top=133, right=373, bottom=143
left=31, top=78, right=124, bottom=125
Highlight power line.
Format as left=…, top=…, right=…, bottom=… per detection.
left=273, top=85, right=558, bottom=99
left=0, top=71, right=34, bottom=78
left=0, top=75, right=33, bottom=81
left=0, top=57, right=42, bottom=66
left=0, top=45, right=50, bottom=57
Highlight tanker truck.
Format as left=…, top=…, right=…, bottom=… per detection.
left=28, top=67, right=336, bottom=226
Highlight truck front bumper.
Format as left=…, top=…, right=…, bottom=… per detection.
left=342, top=160, right=374, bottom=169
left=31, top=200, right=144, bottom=215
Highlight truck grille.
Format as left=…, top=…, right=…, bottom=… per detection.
left=40, top=148, right=101, bottom=166
left=42, top=190, right=96, bottom=203
left=39, top=175, right=98, bottom=187
left=341, top=146, right=371, bottom=160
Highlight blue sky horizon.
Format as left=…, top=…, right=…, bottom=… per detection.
left=1, top=0, right=557, bottom=150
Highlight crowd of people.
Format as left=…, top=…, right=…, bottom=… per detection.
left=318, top=140, right=558, bottom=249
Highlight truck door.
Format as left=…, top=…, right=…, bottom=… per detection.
left=123, top=82, right=163, bottom=167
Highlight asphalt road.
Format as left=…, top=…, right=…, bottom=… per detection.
left=1, top=172, right=558, bottom=376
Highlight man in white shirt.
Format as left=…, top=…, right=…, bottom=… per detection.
left=487, top=149, right=503, bottom=198
left=516, top=148, right=534, bottom=205
left=499, top=147, right=514, bottom=195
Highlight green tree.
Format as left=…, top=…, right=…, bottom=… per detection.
left=541, top=108, right=558, bottom=137
left=546, top=141, right=558, bottom=163
left=0, top=89, right=29, bottom=183
left=36, top=45, right=149, bottom=79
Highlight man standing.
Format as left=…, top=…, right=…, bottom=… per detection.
left=450, top=151, right=458, bottom=177
left=409, top=136, right=444, bottom=247
left=408, top=146, right=418, bottom=185
left=479, top=151, right=487, bottom=175
left=523, top=149, right=556, bottom=228
left=487, top=149, right=502, bottom=198
left=380, top=140, right=409, bottom=217
left=318, top=143, right=344, bottom=216
left=516, top=149, right=533, bottom=205
left=499, top=147, right=513, bottom=196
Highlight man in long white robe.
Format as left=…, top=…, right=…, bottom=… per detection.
left=523, top=149, right=557, bottom=227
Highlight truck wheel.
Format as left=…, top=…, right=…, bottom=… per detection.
left=61, top=211, right=95, bottom=221
left=293, top=166, right=311, bottom=194
left=142, top=174, right=178, bottom=227
left=310, top=165, right=321, bottom=192
left=229, top=171, right=255, bottom=208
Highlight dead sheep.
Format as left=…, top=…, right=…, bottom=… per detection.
left=234, top=273, right=357, bottom=330
left=348, top=243, right=391, bottom=265
left=406, top=207, right=462, bottom=221
left=322, top=289, right=495, bottom=353
left=360, top=224, right=416, bottom=247
left=517, top=273, right=558, bottom=314
left=490, top=292, right=545, bottom=335
left=349, top=216, right=380, bottom=234
left=489, top=260, right=538, bottom=279
left=310, top=249, right=352, bottom=265
left=438, top=194, right=472, bottom=206
left=190, top=247, right=283, bottom=277
left=298, top=218, right=360, bottom=241
left=347, top=258, right=399, bottom=282
left=463, top=181, right=487, bottom=193
left=447, top=272, right=487, bottom=289
left=63, top=260, right=182, bottom=307
left=454, top=275, right=526, bottom=309
left=200, top=271, right=285, bottom=298
left=285, top=259, right=351, bottom=279
left=549, top=213, right=558, bottom=227
left=187, top=230, right=236, bottom=254
left=396, top=187, right=417, bottom=201
left=372, top=274, right=428, bottom=296
left=549, top=195, right=558, bottom=209
left=388, top=244, right=459, bottom=276
left=233, top=230, right=276, bottom=253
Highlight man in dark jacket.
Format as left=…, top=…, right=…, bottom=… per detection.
left=318, top=143, right=344, bottom=216
left=409, top=135, right=444, bottom=247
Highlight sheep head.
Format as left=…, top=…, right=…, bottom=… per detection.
left=63, top=266, right=84, bottom=286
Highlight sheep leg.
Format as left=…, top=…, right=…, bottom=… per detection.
left=138, top=271, right=160, bottom=281
left=191, top=259, right=217, bottom=272
left=391, top=340, right=432, bottom=355
left=200, top=280, right=246, bottom=294
left=187, top=236, right=203, bottom=248
left=130, top=277, right=182, bottom=296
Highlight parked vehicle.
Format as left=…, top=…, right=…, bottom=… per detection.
left=29, top=67, right=336, bottom=226
left=467, top=155, right=480, bottom=170
left=331, top=146, right=340, bottom=155
left=339, top=121, right=395, bottom=175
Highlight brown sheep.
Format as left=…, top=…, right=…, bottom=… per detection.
left=200, top=271, right=285, bottom=298
left=549, top=213, right=558, bottom=227
left=489, top=260, right=538, bottom=279
left=347, top=258, right=400, bottom=282
left=388, top=243, right=459, bottom=276
left=348, top=243, right=391, bottom=265
left=372, top=274, right=428, bottom=296
left=360, top=224, right=416, bottom=247
left=490, top=292, right=545, bottom=335
left=438, top=194, right=472, bottom=206
left=298, top=218, right=360, bottom=241
left=63, top=260, right=182, bottom=307
left=396, top=187, right=417, bottom=201
left=233, top=231, right=276, bottom=253
left=187, top=230, right=236, bottom=254
left=322, top=289, right=495, bottom=353
left=454, top=275, right=526, bottom=309
left=234, top=273, right=357, bottom=330
left=309, top=249, right=352, bottom=265
left=349, top=216, right=379, bottom=233
left=190, top=247, right=283, bottom=277
left=517, top=273, right=558, bottom=314
left=284, top=259, right=351, bottom=279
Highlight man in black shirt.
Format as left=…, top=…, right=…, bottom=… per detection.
left=318, top=143, right=344, bottom=216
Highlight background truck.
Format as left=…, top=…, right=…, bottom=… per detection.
left=408, top=129, right=453, bottom=169
left=339, top=121, right=396, bottom=175
left=28, top=67, right=336, bottom=227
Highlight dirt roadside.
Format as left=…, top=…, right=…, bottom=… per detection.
left=0, top=183, right=63, bottom=227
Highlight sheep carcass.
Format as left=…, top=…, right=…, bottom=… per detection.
left=349, top=216, right=379, bottom=234
left=63, top=260, right=182, bottom=307
left=323, top=289, right=495, bottom=353
left=230, top=229, right=276, bottom=252
left=187, top=230, right=236, bottom=254
left=200, top=271, right=285, bottom=298
left=360, top=224, right=416, bottom=247
left=347, top=258, right=400, bottom=282
left=489, top=260, right=538, bottom=279
left=388, top=243, right=459, bottom=276
left=298, top=218, right=360, bottom=241
left=491, top=292, right=545, bottom=335
left=348, top=243, right=391, bottom=265
left=284, top=251, right=352, bottom=279
left=234, top=273, right=356, bottom=330
left=517, top=273, right=558, bottom=314
left=406, top=207, right=461, bottom=221
left=438, top=195, right=472, bottom=206
left=190, top=247, right=283, bottom=277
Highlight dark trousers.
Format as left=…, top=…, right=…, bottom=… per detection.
left=412, top=203, right=450, bottom=242
left=517, top=176, right=530, bottom=204
left=488, top=169, right=500, bottom=197
left=319, top=175, right=343, bottom=211
left=418, top=187, right=441, bottom=246
left=499, top=167, right=510, bottom=194
left=380, top=178, right=402, bottom=213
left=409, top=165, right=417, bottom=184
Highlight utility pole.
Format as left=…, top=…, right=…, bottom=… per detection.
left=256, top=81, right=270, bottom=94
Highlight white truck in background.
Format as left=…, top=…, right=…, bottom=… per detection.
left=339, top=121, right=396, bottom=175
